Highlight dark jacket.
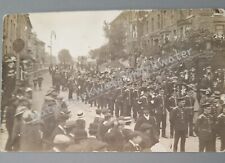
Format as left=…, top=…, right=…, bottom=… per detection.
left=104, top=126, right=126, bottom=151
left=134, top=116, right=157, bottom=131
left=134, top=116, right=159, bottom=143
left=195, top=113, right=214, bottom=141
left=170, top=107, right=189, bottom=131
left=216, top=113, right=225, bottom=137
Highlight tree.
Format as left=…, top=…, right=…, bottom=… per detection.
left=103, top=21, right=127, bottom=60
left=89, top=44, right=108, bottom=65
left=58, top=49, right=73, bottom=64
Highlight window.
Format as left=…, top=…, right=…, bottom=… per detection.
left=157, top=14, right=160, bottom=29
left=151, top=18, right=154, bottom=32
left=146, top=20, right=148, bottom=33
left=215, top=25, right=224, bottom=36
left=5, top=45, right=7, bottom=55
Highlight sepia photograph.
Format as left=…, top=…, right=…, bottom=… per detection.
left=0, top=9, right=225, bottom=152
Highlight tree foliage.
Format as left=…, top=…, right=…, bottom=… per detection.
left=103, top=21, right=127, bottom=60
left=89, top=44, right=108, bottom=65
left=58, top=49, right=73, bottom=64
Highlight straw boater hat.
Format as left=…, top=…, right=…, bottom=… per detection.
left=123, top=116, right=132, bottom=124
left=77, top=110, right=84, bottom=119
left=25, top=87, right=32, bottom=93
left=15, top=106, right=28, bottom=117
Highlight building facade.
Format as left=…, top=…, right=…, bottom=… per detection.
left=110, top=9, right=225, bottom=58
left=140, top=9, right=225, bottom=56
left=3, top=14, right=48, bottom=72
left=2, top=14, right=32, bottom=57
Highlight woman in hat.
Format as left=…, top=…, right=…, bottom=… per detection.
left=10, top=106, right=28, bottom=151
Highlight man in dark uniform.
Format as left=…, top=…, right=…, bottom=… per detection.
left=185, top=90, right=195, bottom=136
left=195, top=102, right=215, bottom=152
left=122, top=88, right=131, bottom=116
left=137, top=91, right=148, bottom=116
left=37, top=76, right=44, bottom=90
left=115, top=91, right=123, bottom=118
left=130, top=84, right=139, bottom=120
left=107, top=89, right=116, bottom=116
left=168, top=92, right=177, bottom=138
left=147, top=87, right=156, bottom=117
left=155, top=89, right=168, bottom=138
left=170, top=97, right=189, bottom=152
left=67, top=77, right=74, bottom=100
left=216, top=104, right=225, bottom=151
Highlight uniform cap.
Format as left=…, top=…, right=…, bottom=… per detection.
left=201, top=102, right=211, bottom=107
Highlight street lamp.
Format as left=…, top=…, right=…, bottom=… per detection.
left=49, top=30, right=56, bottom=65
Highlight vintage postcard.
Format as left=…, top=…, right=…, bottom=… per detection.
left=1, top=9, right=225, bottom=152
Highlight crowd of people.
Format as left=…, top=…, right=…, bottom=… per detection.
left=2, top=54, right=225, bottom=152
left=47, top=58, right=225, bottom=152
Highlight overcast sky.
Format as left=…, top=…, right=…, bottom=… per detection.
left=29, top=11, right=121, bottom=58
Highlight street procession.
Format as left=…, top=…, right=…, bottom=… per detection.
left=1, top=9, right=225, bottom=152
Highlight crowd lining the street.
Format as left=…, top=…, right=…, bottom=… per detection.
left=2, top=53, right=225, bottom=152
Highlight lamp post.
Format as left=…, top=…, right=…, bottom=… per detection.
left=49, top=30, right=56, bottom=65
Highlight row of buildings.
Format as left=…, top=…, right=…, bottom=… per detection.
left=110, top=9, right=225, bottom=57
left=2, top=14, right=52, bottom=74
left=1, top=14, right=53, bottom=106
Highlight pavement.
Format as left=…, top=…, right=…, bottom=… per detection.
left=0, top=72, right=52, bottom=151
left=0, top=72, right=222, bottom=152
